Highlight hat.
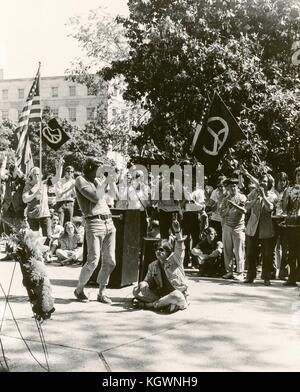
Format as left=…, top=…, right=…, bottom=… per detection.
left=72, top=216, right=83, bottom=224
left=224, top=178, right=239, bottom=186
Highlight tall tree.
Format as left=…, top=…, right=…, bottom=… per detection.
left=66, top=4, right=141, bottom=159
left=102, top=0, right=300, bottom=176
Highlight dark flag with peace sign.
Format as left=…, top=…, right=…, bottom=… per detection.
left=192, top=92, right=246, bottom=172
left=42, top=118, right=70, bottom=151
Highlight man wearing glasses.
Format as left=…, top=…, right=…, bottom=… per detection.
left=54, top=165, right=76, bottom=226
left=132, top=220, right=188, bottom=313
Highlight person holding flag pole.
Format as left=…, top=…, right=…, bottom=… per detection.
left=18, top=63, right=51, bottom=243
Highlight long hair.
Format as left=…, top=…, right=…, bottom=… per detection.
left=60, top=221, right=78, bottom=240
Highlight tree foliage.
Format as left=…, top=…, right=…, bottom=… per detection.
left=102, top=0, right=300, bottom=177
left=65, top=4, right=140, bottom=160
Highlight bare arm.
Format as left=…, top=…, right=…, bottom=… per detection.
left=22, top=184, right=40, bottom=203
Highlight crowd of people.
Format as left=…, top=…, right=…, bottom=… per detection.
left=0, top=155, right=299, bottom=312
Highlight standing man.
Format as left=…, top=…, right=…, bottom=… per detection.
left=54, top=164, right=76, bottom=226
left=219, top=178, right=247, bottom=280
left=74, top=157, right=116, bottom=304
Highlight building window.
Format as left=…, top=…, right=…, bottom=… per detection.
left=1, top=110, right=9, bottom=120
left=68, top=108, right=76, bottom=122
left=18, top=89, right=24, bottom=99
left=87, top=107, right=95, bottom=121
left=51, top=108, right=59, bottom=118
left=2, top=90, right=8, bottom=100
left=69, top=86, right=76, bottom=97
left=52, top=87, right=58, bottom=97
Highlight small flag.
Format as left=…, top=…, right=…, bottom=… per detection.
left=15, top=64, right=41, bottom=174
left=192, top=92, right=246, bottom=172
left=42, top=118, right=70, bottom=151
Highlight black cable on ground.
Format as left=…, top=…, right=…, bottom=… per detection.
left=0, top=283, right=49, bottom=372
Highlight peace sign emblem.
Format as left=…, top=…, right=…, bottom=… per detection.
left=42, top=126, right=63, bottom=145
left=203, top=116, right=229, bottom=156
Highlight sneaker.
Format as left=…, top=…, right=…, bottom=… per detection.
left=74, top=289, right=89, bottom=302
left=222, top=272, right=234, bottom=279
left=234, top=272, right=245, bottom=281
left=97, top=294, right=112, bottom=304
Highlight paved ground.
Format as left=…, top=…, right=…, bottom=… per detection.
left=0, top=259, right=300, bottom=372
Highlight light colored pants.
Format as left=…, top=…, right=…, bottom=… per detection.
left=133, top=285, right=187, bottom=310
left=222, top=225, right=245, bottom=273
left=56, top=247, right=83, bottom=261
left=77, top=218, right=116, bottom=292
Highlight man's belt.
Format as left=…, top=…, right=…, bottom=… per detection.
left=86, top=214, right=112, bottom=221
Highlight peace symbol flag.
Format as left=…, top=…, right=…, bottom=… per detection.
left=42, top=118, right=70, bottom=151
left=192, top=92, right=246, bottom=173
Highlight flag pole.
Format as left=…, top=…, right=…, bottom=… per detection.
left=216, top=92, right=265, bottom=169
left=39, top=62, right=42, bottom=180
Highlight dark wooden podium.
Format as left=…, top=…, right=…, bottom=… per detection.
left=139, top=237, right=160, bottom=282
left=85, top=209, right=142, bottom=288
left=109, top=209, right=142, bottom=287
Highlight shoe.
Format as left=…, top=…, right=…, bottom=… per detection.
left=132, top=298, right=145, bottom=309
left=222, top=272, right=234, bottom=279
left=97, top=294, right=112, bottom=304
left=74, top=289, right=89, bottom=302
left=234, top=273, right=245, bottom=281
left=264, top=279, right=271, bottom=286
left=244, top=278, right=254, bottom=283
left=283, top=281, right=297, bottom=287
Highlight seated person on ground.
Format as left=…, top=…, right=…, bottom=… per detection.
left=56, top=221, right=83, bottom=266
left=132, top=219, right=188, bottom=313
left=191, top=227, right=224, bottom=277
left=72, top=216, right=85, bottom=245
left=48, top=214, right=64, bottom=260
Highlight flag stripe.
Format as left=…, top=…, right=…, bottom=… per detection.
left=15, top=64, right=41, bottom=174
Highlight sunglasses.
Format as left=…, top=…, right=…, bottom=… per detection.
left=157, top=247, right=165, bottom=252
left=66, top=170, right=74, bottom=173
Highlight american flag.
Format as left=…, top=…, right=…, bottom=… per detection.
left=15, top=63, right=41, bottom=174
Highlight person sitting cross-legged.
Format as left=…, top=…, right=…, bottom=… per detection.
left=132, top=219, right=188, bottom=313
left=47, top=213, right=64, bottom=262
left=56, top=221, right=83, bottom=266
left=191, top=227, right=224, bottom=277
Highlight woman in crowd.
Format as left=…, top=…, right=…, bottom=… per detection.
left=209, top=176, right=227, bottom=240
left=48, top=213, right=64, bottom=261
left=56, top=221, right=83, bottom=266
left=191, top=227, right=224, bottom=277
